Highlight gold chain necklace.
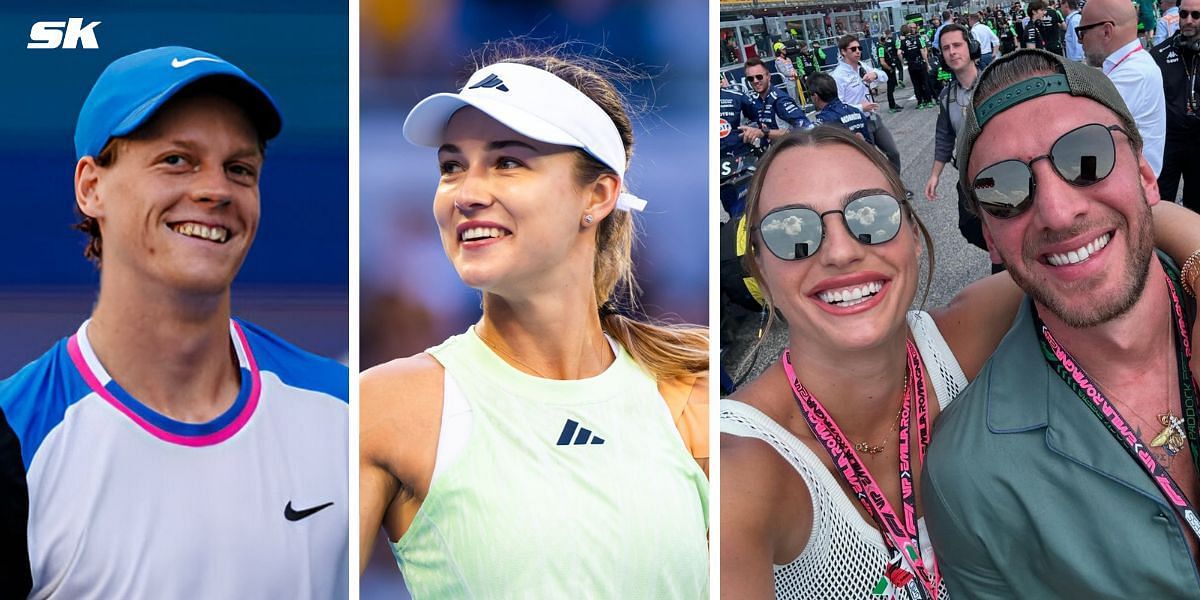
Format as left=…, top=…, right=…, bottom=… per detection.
left=854, top=369, right=909, bottom=455
left=477, top=328, right=550, bottom=378
left=1090, top=332, right=1185, bottom=460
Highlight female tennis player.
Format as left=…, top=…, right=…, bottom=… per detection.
left=360, top=46, right=709, bottom=598
left=720, top=126, right=1200, bottom=599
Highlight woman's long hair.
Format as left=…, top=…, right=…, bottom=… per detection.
left=474, top=41, right=708, bottom=380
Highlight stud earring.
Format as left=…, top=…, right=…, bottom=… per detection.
left=583, top=214, right=594, bottom=225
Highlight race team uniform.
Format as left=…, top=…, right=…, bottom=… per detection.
left=999, top=23, right=1019, bottom=54
left=815, top=99, right=875, bottom=143
left=901, top=32, right=934, bottom=107
left=795, top=48, right=826, bottom=83
left=1024, top=18, right=1048, bottom=50
left=720, top=86, right=761, bottom=156
left=1037, top=10, right=1064, bottom=54
left=753, top=85, right=815, bottom=132
left=1151, top=33, right=1200, bottom=209
left=1157, top=6, right=1181, bottom=46
left=878, top=38, right=903, bottom=110
left=0, top=320, right=349, bottom=599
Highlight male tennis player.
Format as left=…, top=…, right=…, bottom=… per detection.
left=0, top=47, right=348, bottom=598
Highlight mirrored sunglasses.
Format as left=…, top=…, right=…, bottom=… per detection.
left=969, top=123, right=1129, bottom=219
left=754, top=194, right=905, bottom=260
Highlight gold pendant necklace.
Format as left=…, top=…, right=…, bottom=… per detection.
left=1151, top=413, right=1187, bottom=456
left=1095, top=326, right=1184, bottom=459
left=854, top=369, right=908, bottom=455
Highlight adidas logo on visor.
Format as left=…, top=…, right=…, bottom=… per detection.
left=556, top=419, right=604, bottom=445
left=469, top=74, right=509, bottom=92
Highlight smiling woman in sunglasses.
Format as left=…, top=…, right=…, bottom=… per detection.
left=720, top=126, right=1017, bottom=600
left=720, top=118, right=1200, bottom=597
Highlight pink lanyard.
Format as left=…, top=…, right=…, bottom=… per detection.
left=782, top=341, right=939, bottom=598
left=1104, top=46, right=1142, bottom=75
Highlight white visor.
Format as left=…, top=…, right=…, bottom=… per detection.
left=403, top=62, right=646, bottom=213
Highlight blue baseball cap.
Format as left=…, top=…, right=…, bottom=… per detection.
left=74, top=46, right=282, bottom=161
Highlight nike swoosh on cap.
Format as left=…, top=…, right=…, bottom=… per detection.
left=171, top=56, right=222, bottom=69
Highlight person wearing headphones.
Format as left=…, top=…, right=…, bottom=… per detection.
left=924, top=24, right=995, bottom=271
left=1152, top=0, right=1200, bottom=209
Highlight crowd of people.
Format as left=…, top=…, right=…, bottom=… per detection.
left=721, top=0, right=1198, bottom=219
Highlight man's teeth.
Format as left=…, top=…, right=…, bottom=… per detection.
left=818, top=281, right=884, bottom=307
left=461, top=227, right=508, bottom=242
left=1045, top=233, right=1111, bottom=266
left=172, top=223, right=228, bottom=243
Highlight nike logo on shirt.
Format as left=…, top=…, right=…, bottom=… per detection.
left=284, top=501, right=334, bottom=521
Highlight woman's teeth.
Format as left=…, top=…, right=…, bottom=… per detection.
left=818, top=281, right=883, bottom=307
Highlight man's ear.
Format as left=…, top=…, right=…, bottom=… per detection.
left=980, top=215, right=1003, bottom=264
left=75, top=156, right=105, bottom=219
left=1138, top=153, right=1161, bottom=207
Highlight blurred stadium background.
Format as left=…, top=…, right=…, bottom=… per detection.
left=0, top=1, right=349, bottom=374
left=360, top=0, right=708, bottom=595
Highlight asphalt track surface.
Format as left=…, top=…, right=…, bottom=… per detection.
left=722, top=83, right=994, bottom=386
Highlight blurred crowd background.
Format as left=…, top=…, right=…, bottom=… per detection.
left=0, top=1, right=349, bottom=374
left=359, top=0, right=707, bottom=595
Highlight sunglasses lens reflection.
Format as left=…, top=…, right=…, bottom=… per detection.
left=973, top=160, right=1034, bottom=218
left=972, top=124, right=1117, bottom=218
left=1051, top=124, right=1115, bottom=185
left=758, top=195, right=903, bottom=260
left=760, top=208, right=823, bottom=260
left=842, top=195, right=902, bottom=245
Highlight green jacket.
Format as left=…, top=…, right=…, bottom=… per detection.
left=923, top=297, right=1200, bottom=598
left=795, top=47, right=825, bottom=75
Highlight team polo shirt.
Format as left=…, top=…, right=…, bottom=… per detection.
left=0, top=319, right=348, bottom=599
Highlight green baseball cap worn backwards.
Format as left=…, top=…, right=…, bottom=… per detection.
left=955, top=48, right=1142, bottom=194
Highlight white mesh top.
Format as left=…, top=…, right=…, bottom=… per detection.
left=721, top=311, right=967, bottom=600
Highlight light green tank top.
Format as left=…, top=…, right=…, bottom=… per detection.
left=391, top=327, right=709, bottom=599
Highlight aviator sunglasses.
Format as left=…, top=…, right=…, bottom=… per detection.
left=753, top=193, right=904, bottom=260
left=969, top=123, right=1130, bottom=219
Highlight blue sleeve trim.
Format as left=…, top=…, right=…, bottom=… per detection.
left=234, top=319, right=348, bottom=403
left=0, top=339, right=92, bottom=470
